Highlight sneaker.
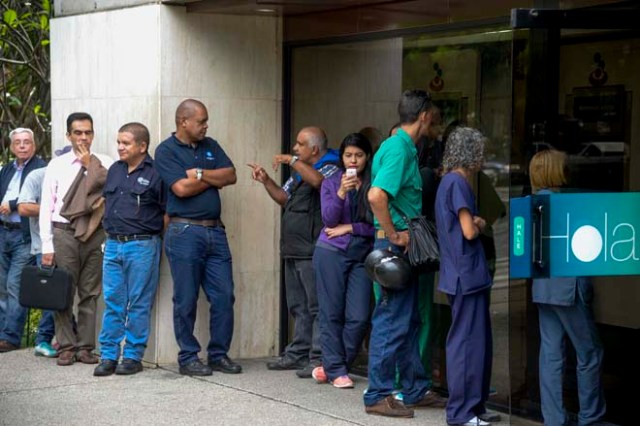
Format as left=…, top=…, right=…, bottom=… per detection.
left=448, top=416, right=491, bottom=426
left=478, top=410, right=502, bottom=422
left=116, top=359, right=143, bottom=375
left=94, top=359, right=117, bottom=376
left=312, top=366, right=328, bottom=384
left=179, top=359, right=212, bottom=376
left=34, top=342, right=57, bottom=358
left=266, top=355, right=307, bottom=371
left=392, top=391, right=404, bottom=402
left=296, top=360, right=321, bottom=378
left=405, top=390, right=447, bottom=408
left=332, top=375, right=354, bottom=389
left=365, top=394, right=414, bottom=418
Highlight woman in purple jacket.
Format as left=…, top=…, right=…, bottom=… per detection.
left=312, top=133, right=375, bottom=389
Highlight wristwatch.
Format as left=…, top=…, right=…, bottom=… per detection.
left=196, top=168, right=203, bottom=180
left=289, top=155, right=299, bottom=166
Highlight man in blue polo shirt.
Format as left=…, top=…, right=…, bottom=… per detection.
left=364, top=90, right=446, bottom=418
left=93, top=122, right=165, bottom=376
left=155, top=99, right=240, bottom=376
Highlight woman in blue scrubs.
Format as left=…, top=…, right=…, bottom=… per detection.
left=434, top=127, right=493, bottom=426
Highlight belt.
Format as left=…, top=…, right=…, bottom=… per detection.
left=107, top=234, right=156, bottom=243
left=0, top=221, right=21, bottom=230
left=170, top=217, right=223, bottom=228
left=376, top=230, right=387, bottom=239
left=52, top=222, right=73, bottom=231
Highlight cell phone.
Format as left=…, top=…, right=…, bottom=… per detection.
left=346, top=168, right=357, bottom=178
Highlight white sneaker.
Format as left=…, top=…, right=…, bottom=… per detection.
left=462, top=416, right=490, bottom=426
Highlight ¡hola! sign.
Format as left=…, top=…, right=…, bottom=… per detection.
left=510, top=192, right=640, bottom=278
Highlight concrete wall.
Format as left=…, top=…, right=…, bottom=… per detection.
left=51, top=4, right=283, bottom=363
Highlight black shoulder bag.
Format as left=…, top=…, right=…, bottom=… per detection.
left=394, top=206, right=440, bottom=273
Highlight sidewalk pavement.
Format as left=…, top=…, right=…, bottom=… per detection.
left=0, top=349, right=537, bottom=426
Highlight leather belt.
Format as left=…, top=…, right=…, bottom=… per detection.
left=170, top=217, right=222, bottom=228
left=107, top=234, right=156, bottom=243
left=0, top=221, right=21, bottom=230
left=52, top=222, right=73, bottom=231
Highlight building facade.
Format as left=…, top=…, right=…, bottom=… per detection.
left=51, top=1, right=638, bottom=424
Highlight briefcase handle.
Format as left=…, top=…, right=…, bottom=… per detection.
left=37, top=264, right=56, bottom=277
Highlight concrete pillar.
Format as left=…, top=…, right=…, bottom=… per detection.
left=50, top=4, right=283, bottom=364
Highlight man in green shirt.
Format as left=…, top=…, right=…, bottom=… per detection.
left=364, top=89, right=446, bottom=418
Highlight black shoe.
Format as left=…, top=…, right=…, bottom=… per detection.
left=179, top=359, right=212, bottom=376
left=296, top=360, right=321, bottom=378
left=208, top=356, right=242, bottom=374
left=266, top=355, right=307, bottom=371
left=93, top=359, right=117, bottom=377
left=116, top=358, right=143, bottom=375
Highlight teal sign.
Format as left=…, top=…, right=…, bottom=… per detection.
left=510, top=192, right=640, bottom=278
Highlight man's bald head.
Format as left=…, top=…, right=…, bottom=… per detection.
left=175, top=99, right=207, bottom=127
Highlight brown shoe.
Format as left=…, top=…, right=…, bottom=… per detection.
left=405, top=390, right=448, bottom=408
left=365, top=395, right=414, bottom=418
left=57, top=350, right=76, bottom=366
left=76, top=349, right=99, bottom=364
left=0, top=340, right=19, bottom=352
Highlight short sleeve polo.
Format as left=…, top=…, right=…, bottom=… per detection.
left=370, top=128, right=422, bottom=230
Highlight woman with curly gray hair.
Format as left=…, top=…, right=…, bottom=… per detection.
left=435, top=127, right=495, bottom=426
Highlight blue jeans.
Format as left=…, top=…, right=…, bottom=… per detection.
left=313, top=245, right=371, bottom=381
left=363, top=237, right=429, bottom=406
left=164, top=223, right=235, bottom=366
left=538, top=287, right=606, bottom=426
left=0, top=228, right=34, bottom=346
left=98, top=236, right=161, bottom=361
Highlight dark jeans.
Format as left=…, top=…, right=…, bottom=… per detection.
left=446, top=289, right=492, bottom=424
left=538, top=290, right=606, bottom=426
left=164, top=223, right=235, bottom=366
left=283, top=258, right=321, bottom=363
left=0, top=228, right=35, bottom=346
left=363, top=237, right=429, bottom=406
left=313, top=245, right=371, bottom=381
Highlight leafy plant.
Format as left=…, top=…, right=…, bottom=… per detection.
left=0, top=0, right=51, bottom=165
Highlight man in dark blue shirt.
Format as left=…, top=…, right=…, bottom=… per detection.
left=93, top=122, right=165, bottom=377
left=154, top=99, right=240, bottom=376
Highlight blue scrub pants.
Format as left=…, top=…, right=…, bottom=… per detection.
left=446, top=289, right=492, bottom=424
left=98, top=236, right=161, bottom=361
left=538, top=297, right=606, bottom=426
left=0, top=227, right=34, bottom=346
left=313, top=245, right=371, bottom=381
left=164, top=224, right=235, bottom=366
left=363, top=237, right=429, bottom=407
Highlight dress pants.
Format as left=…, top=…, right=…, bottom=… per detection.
left=282, top=258, right=321, bottom=363
left=52, top=227, right=104, bottom=352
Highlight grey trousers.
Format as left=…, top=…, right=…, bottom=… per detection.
left=283, top=258, right=321, bottom=363
left=52, top=227, right=104, bottom=352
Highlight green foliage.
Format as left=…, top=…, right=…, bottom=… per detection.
left=0, top=0, right=52, bottom=165
left=21, top=308, right=43, bottom=348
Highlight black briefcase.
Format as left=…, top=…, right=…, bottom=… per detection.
left=19, top=265, right=73, bottom=311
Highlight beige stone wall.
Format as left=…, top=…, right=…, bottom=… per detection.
left=51, top=4, right=283, bottom=363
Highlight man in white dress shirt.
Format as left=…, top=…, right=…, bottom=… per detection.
left=40, top=112, right=113, bottom=366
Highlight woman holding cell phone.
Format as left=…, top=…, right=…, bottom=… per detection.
left=311, top=133, right=375, bottom=389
